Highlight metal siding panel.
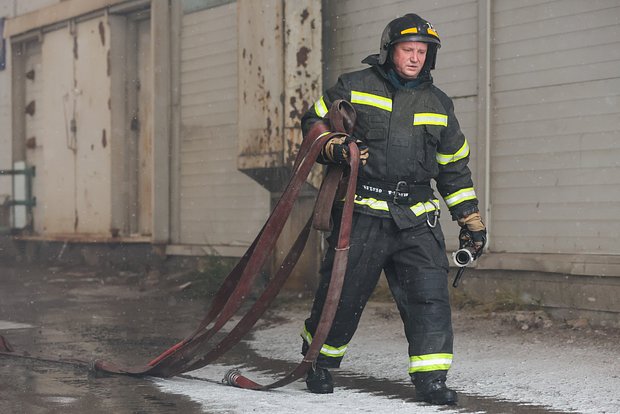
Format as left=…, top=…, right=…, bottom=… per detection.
left=491, top=2, right=620, bottom=255
left=492, top=2, right=620, bottom=91
left=179, top=3, right=269, bottom=250
left=323, top=0, right=478, bottom=97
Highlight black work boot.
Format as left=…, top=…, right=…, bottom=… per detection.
left=415, top=379, right=458, bottom=405
left=305, top=366, right=334, bottom=394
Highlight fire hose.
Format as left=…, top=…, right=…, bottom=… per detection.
left=0, top=100, right=360, bottom=391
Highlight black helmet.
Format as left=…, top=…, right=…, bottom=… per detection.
left=378, top=13, right=441, bottom=69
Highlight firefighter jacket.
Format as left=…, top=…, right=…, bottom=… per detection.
left=301, top=59, right=479, bottom=229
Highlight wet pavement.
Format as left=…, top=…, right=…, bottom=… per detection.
left=1, top=262, right=617, bottom=413
left=0, top=263, right=210, bottom=413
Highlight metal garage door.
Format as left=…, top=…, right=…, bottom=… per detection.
left=179, top=2, right=270, bottom=256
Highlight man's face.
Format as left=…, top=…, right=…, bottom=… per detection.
left=391, top=41, right=428, bottom=80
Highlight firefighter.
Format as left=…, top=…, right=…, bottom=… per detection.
left=299, top=13, right=486, bottom=405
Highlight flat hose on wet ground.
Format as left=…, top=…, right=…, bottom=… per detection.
left=0, top=100, right=359, bottom=391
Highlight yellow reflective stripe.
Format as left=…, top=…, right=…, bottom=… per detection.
left=410, top=199, right=440, bottom=216
left=351, top=91, right=393, bottom=112
left=409, top=353, right=453, bottom=373
left=314, top=96, right=328, bottom=117
left=352, top=197, right=440, bottom=216
left=401, top=27, right=439, bottom=38
left=301, top=326, right=348, bottom=358
left=436, top=139, right=470, bottom=165
left=445, top=187, right=477, bottom=207
left=413, top=112, right=448, bottom=126
left=401, top=27, right=418, bottom=35
left=353, top=196, right=389, bottom=211
left=320, top=343, right=348, bottom=357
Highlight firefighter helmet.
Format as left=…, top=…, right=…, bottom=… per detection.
left=378, top=13, right=441, bottom=69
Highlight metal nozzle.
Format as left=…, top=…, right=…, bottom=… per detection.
left=453, top=248, right=474, bottom=267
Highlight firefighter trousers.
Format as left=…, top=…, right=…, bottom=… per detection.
left=302, top=212, right=453, bottom=385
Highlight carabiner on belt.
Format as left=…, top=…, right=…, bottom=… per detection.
left=425, top=198, right=439, bottom=228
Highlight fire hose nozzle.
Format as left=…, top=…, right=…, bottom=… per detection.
left=453, top=248, right=475, bottom=267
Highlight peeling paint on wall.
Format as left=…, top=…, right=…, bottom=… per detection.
left=237, top=0, right=322, bottom=190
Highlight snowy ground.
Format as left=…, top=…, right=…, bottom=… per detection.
left=154, top=300, right=620, bottom=414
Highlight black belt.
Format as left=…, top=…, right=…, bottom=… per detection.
left=356, top=179, right=434, bottom=205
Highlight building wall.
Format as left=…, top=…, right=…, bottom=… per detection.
left=491, top=0, right=620, bottom=254
left=2, top=0, right=619, bottom=267
left=322, top=0, right=620, bottom=258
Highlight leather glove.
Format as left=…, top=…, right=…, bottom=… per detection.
left=322, top=136, right=369, bottom=166
left=457, top=212, right=487, bottom=255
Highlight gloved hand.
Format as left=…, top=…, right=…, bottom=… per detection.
left=457, top=212, right=487, bottom=255
left=322, top=136, right=369, bottom=166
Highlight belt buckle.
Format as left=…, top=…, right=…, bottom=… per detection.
left=393, top=181, right=409, bottom=204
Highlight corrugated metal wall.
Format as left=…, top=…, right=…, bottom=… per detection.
left=491, top=0, right=620, bottom=254
left=322, top=0, right=480, bottom=249
left=179, top=2, right=270, bottom=254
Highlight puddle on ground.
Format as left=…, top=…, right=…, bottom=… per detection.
left=0, top=320, right=34, bottom=330
left=0, top=354, right=207, bottom=414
